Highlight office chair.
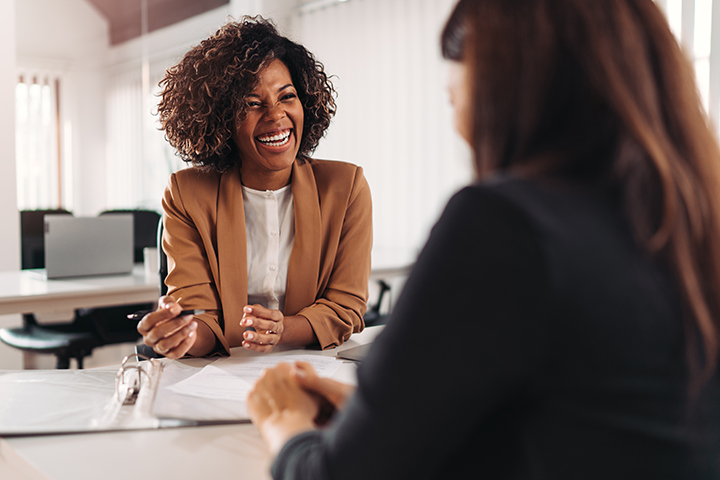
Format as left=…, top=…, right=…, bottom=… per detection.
left=363, top=279, right=392, bottom=327
left=0, top=209, right=161, bottom=369
left=158, top=216, right=168, bottom=296
left=136, top=216, right=167, bottom=360
left=19, top=209, right=72, bottom=269
left=1, top=209, right=98, bottom=368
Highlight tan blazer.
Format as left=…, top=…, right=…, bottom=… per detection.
left=161, top=159, right=372, bottom=354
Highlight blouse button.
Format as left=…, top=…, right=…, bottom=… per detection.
left=269, top=265, right=276, bottom=271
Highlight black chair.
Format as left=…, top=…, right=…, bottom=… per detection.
left=0, top=209, right=161, bottom=369
left=158, top=216, right=168, bottom=296
left=363, top=279, right=392, bottom=327
left=136, top=217, right=167, bottom=360
left=20, top=209, right=72, bottom=269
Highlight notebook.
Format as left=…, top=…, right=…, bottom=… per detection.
left=43, top=214, right=134, bottom=278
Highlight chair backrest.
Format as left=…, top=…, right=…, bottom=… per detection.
left=157, top=216, right=169, bottom=296
left=20, top=209, right=73, bottom=269
left=100, top=209, right=161, bottom=263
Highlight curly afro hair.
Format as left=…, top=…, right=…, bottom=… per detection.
left=157, top=16, right=336, bottom=172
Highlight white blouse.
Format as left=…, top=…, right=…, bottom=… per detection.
left=242, top=184, right=295, bottom=312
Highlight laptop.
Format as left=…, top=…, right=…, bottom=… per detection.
left=336, top=343, right=372, bottom=362
left=42, top=214, right=134, bottom=279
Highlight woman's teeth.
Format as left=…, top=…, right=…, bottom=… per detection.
left=257, top=130, right=291, bottom=147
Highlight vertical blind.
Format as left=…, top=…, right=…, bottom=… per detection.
left=105, top=67, right=182, bottom=212
left=297, top=0, right=471, bottom=254
left=15, top=72, right=62, bottom=210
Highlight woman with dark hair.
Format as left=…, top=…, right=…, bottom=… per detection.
left=137, top=17, right=372, bottom=357
left=247, top=0, right=720, bottom=478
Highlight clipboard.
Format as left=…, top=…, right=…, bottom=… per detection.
left=0, top=351, right=348, bottom=437
left=0, top=354, right=247, bottom=438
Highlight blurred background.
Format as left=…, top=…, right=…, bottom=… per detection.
left=12, top=0, right=469, bottom=253
left=0, top=0, right=718, bottom=368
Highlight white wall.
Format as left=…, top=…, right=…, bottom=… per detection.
left=0, top=0, right=19, bottom=273
left=0, top=0, right=22, bottom=368
left=16, top=0, right=109, bottom=216
left=0, top=0, right=19, bottom=267
left=297, top=0, right=471, bottom=253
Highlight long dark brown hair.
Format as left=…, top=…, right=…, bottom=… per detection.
left=443, top=0, right=720, bottom=390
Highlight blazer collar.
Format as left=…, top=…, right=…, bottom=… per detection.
left=285, top=160, right=322, bottom=315
left=217, top=165, right=248, bottom=346
left=216, top=161, right=322, bottom=342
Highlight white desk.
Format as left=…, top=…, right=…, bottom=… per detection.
left=0, top=265, right=159, bottom=316
left=0, top=326, right=384, bottom=480
left=0, top=250, right=413, bottom=316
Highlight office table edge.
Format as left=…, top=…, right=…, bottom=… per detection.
left=0, top=266, right=159, bottom=315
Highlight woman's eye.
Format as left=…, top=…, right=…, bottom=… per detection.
left=246, top=101, right=261, bottom=108
left=281, top=93, right=297, bottom=101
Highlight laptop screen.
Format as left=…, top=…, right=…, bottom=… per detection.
left=44, top=215, right=134, bottom=278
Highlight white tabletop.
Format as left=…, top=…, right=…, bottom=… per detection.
left=0, top=248, right=414, bottom=317
left=0, top=265, right=160, bottom=316
left=0, top=326, right=384, bottom=480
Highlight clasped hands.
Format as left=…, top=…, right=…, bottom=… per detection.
left=136, top=296, right=287, bottom=358
left=247, top=361, right=355, bottom=456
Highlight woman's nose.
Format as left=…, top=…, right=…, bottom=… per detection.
left=263, top=102, right=286, bottom=121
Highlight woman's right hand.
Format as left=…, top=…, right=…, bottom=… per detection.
left=136, top=296, right=198, bottom=359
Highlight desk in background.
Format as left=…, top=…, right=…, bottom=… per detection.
left=0, top=265, right=159, bottom=316
left=0, top=265, right=160, bottom=369
left=0, top=247, right=415, bottom=317
left=0, top=326, right=384, bottom=480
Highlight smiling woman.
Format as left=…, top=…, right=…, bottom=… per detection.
left=233, top=59, right=305, bottom=191
left=137, top=16, right=373, bottom=359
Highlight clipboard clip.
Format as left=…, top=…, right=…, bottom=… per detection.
left=116, top=353, right=152, bottom=406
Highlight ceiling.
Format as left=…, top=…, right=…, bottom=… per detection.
left=85, top=0, right=230, bottom=45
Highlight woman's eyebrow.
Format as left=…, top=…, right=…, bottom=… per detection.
left=246, top=84, right=295, bottom=98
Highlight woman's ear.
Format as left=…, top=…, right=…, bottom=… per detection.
left=446, top=60, right=472, bottom=144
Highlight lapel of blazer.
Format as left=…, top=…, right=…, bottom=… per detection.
left=285, top=160, right=322, bottom=315
left=217, top=165, right=248, bottom=346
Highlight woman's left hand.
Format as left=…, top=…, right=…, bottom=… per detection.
left=248, top=363, right=318, bottom=456
left=241, top=304, right=284, bottom=352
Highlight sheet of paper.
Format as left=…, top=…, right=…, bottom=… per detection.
left=166, top=355, right=342, bottom=401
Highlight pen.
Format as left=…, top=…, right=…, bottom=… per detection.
left=126, top=309, right=206, bottom=320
